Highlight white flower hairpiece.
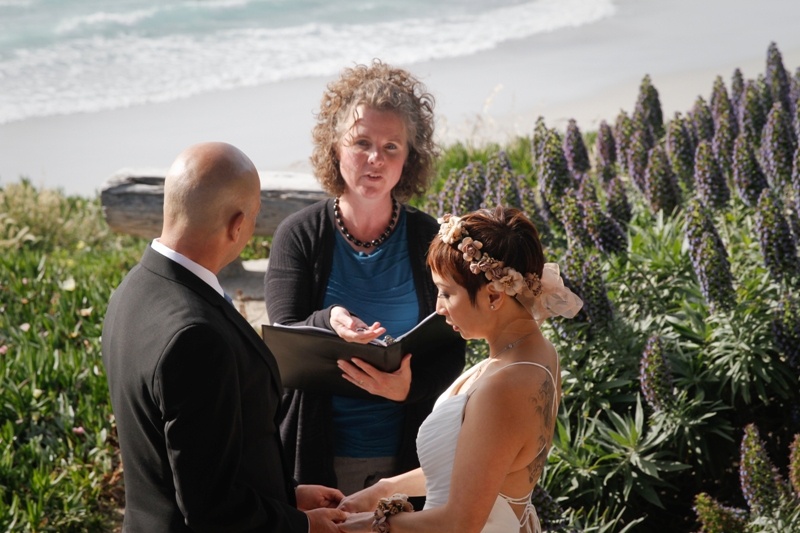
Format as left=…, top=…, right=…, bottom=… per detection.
left=437, top=213, right=583, bottom=322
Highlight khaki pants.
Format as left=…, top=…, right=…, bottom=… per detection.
left=333, top=456, right=397, bottom=496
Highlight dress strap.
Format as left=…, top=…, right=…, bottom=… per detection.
left=497, top=490, right=541, bottom=533
left=500, top=491, right=534, bottom=506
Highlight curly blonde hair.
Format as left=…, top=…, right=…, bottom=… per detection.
left=310, top=60, right=437, bottom=202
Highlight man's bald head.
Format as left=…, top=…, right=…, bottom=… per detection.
left=163, top=142, right=259, bottom=232
left=160, top=142, right=261, bottom=271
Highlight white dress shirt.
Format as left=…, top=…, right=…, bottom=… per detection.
left=150, top=239, right=226, bottom=299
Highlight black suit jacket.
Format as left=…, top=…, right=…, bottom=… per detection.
left=102, top=246, right=308, bottom=532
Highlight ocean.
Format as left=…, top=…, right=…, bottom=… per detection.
left=0, top=0, right=616, bottom=125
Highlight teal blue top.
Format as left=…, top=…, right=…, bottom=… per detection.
left=323, top=211, right=418, bottom=457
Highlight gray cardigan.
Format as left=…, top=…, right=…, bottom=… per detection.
left=264, top=198, right=466, bottom=486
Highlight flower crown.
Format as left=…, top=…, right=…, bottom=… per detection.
left=437, top=212, right=584, bottom=323
left=437, top=213, right=543, bottom=298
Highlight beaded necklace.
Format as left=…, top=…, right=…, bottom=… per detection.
left=334, top=196, right=400, bottom=249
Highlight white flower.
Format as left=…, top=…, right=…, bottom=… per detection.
left=437, top=214, right=464, bottom=244
left=522, top=273, right=543, bottom=298
left=458, top=237, right=483, bottom=262
left=490, top=268, right=525, bottom=296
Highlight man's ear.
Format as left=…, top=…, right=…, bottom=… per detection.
left=227, top=210, right=246, bottom=242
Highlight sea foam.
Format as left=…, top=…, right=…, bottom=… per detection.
left=0, top=0, right=615, bottom=124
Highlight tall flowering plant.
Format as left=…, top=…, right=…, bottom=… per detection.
left=666, top=113, right=696, bottom=189
left=739, top=424, right=790, bottom=516
left=580, top=200, right=625, bottom=256
left=791, top=147, right=800, bottom=239
left=694, top=140, right=730, bottom=210
left=538, top=130, right=576, bottom=222
left=765, top=41, right=792, bottom=113
left=560, top=196, right=591, bottom=250
left=693, top=493, right=747, bottom=533
left=685, top=199, right=736, bottom=311
left=691, top=96, right=715, bottom=144
left=579, top=253, right=614, bottom=332
left=633, top=74, right=664, bottom=142
left=760, top=102, right=797, bottom=188
left=563, top=119, right=590, bottom=175
left=614, top=109, right=634, bottom=177
left=732, top=134, right=769, bottom=207
left=627, top=129, right=650, bottom=194
left=639, top=335, right=673, bottom=412
left=605, top=174, right=633, bottom=227
left=754, top=189, right=799, bottom=283
left=482, top=152, right=524, bottom=211
left=644, top=144, right=682, bottom=215
left=531, top=116, right=549, bottom=164
left=731, top=68, right=745, bottom=115
left=772, top=293, right=800, bottom=371
left=711, top=104, right=737, bottom=174
left=790, top=434, right=800, bottom=497
left=595, top=119, right=617, bottom=183
left=711, top=75, right=737, bottom=135
left=739, top=81, right=767, bottom=148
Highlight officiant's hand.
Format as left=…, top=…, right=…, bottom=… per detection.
left=338, top=354, right=412, bottom=402
left=297, top=484, right=345, bottom=510
left=330, top=306, right=386, bottom=343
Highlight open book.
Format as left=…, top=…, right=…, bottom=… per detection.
left=262, top=312, right=460, bottom=397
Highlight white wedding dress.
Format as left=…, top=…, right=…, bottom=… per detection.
left=416, top=359, right=557, bottom=533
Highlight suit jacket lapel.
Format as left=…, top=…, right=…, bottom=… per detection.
left=140, top=247, right=285, bottom=395
left=217, top=298, right=285, bottom=395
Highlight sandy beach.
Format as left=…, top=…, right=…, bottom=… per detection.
left=1, top=0, right=799, bottom=198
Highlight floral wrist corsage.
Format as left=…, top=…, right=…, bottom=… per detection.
left=372, top=493, right=414, bottom=532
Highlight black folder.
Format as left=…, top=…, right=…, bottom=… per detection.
left=262, top=312, right=460, bottom=398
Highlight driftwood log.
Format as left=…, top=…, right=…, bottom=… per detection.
left=100, top=168, right=329, bottom=239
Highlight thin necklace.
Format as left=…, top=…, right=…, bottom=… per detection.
left=490, top=331, right=536, bottom=359
left=334, top=197, right=400, bottom=249
left=471, top=331, right=536, bottom=386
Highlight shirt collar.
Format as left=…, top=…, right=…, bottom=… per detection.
left=151, top=239, right=226, bottom=298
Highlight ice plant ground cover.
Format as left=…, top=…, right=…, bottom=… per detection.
left=2, top=41, right=800, bottom=532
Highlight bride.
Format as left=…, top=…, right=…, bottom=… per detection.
left=336, top=206, right=582, bottom=533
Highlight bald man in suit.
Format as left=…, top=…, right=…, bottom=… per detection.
left=102, top=142, right=346, bottom=532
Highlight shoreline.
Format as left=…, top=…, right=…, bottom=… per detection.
left=1, top=0, right=799, bottom=198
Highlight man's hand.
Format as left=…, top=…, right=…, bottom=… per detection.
left=297, top=484, right=345, bottom=511
left=306, top=508, right=348, bottom=533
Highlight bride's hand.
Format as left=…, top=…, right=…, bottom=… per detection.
left=338, top=354, right=412, bottom=402
left=337, top=484, right=384, bottom=513
left=330, top=306, right=386, bottom=343
left=336, top=511, right=374, bottom=532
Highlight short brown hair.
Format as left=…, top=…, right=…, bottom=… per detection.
left=427, top=206, right=545, bottom=305
left=310, top=60, right=437, bottom=202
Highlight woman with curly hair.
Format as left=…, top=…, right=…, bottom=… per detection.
left=264, top=60, right=466, bottom=495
